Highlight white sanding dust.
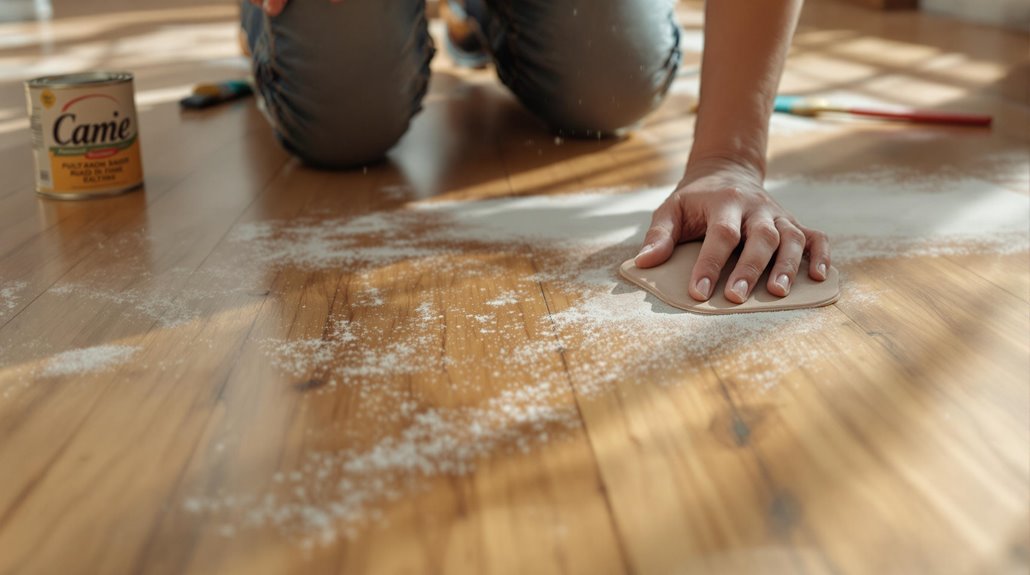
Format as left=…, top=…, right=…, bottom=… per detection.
left=41, top=344, right=140, bottom=378
left=0, top=280, right=27, bottom=313
left=485, top=290, right=522, bottom=307
left=51, top=282, right=203, bottom=328
left=185, top=376, right=577, bottom=546
left=418, top=172, right=1029, bottom=260
left=174, top=167, right=1030, bottom=546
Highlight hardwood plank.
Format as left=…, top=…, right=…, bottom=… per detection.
left=747, top=257, right=1029, bottom=574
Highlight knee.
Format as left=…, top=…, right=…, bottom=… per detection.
left=492, top=0, right=681, bottom=135
left=544, top=66, right=674, bottom=137
left=248, top=0, right=434, bottom=168
left=272, top=89, right=420, bottom=169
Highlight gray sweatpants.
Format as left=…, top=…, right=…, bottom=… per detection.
left=242, top=0, right=681, bottom=168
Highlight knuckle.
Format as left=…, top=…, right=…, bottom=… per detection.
left=722, top=186, right=746, bottom=202
left=643, top=229, right=668, bottom=246
left=777, top=256, right=800, bottom=274
left=737, top=260, right=766, bottom=279
left=708, top=222, right=741, bottom=244
left=697, top=256, right=726, bottom=277
left=782, top=226, right=806, bottom=245
left=748, top=222, right=780, bottom=245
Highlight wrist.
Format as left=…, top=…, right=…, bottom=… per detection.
left=689, top=110, right=770, bottom=179
left=683, top=153, right=767, bottom=186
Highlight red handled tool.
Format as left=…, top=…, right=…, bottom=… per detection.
left=774, top=95, right=992, bottom=127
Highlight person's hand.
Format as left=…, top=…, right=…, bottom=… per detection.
left=634, top=157, right=830, bottom=303
left=250, top=0, right=342, bottom=17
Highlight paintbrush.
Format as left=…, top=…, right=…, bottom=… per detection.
left=179, top=80, right=254, bottom=110
left=773, top=95, right=992, bottom=127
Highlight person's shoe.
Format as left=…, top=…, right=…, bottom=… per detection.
left=441, top=0, right=491, bottom=69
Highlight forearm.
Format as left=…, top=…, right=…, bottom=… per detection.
left=689, top=0, right=804, bottom=177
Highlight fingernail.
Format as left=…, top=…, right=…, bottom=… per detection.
left=731, top=279, right=748, bottom=300
left=262, top=0, right=271, bottom=12
left=635, top=243, right=656, bottom=260
left=817, top=263, right=827, bottom=278
left=696, top=277, right=711, bottom=298
left=775, top=274, right=790, bottom=294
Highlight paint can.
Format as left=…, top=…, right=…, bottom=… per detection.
left=24, top=72, right=144, bottom=200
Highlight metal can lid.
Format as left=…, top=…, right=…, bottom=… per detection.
left=26, top=71, right=134, bottom=89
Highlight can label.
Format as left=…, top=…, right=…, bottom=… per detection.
left=26, top=74, right=143, bottom=198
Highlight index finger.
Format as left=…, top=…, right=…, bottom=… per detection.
left=689, top=208, right=743, bottom=301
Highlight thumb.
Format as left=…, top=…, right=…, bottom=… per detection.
left=634, top=199, right=681, bottom=268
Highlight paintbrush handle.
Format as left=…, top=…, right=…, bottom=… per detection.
left=829, top=106, right=993, bottom=127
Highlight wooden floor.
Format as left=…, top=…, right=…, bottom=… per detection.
left=1, top=1, right=1028, bottom=574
